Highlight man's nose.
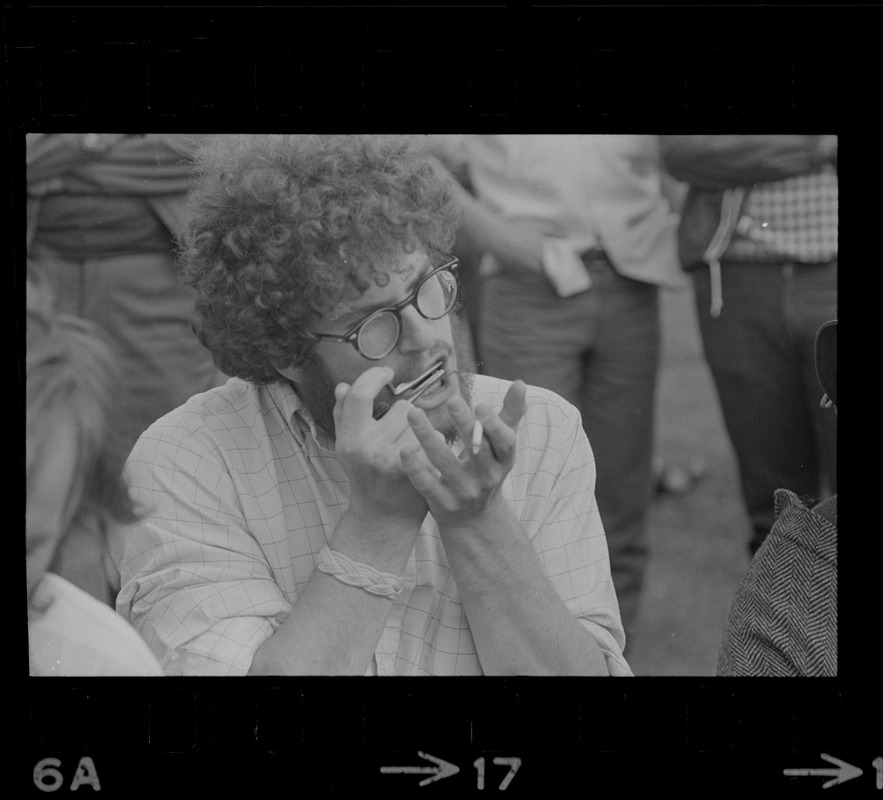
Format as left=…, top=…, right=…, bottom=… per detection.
left=397, top=305, right=437, bottom=353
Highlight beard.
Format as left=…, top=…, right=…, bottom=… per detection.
left=292, top=316, right=475, bottom=446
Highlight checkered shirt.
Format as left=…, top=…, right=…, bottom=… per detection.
left=115, top=375, right=630, bottom=677
left=726, top=163, right=838, bottom=263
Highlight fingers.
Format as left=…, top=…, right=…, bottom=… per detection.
left=445, top=396, right=479, bottom=457
left=473, top=404, right=518, bottom=467
left=400, top=445, right=452, bottom=503
left=470, top=381, right=525, bottom=465
left=498, top=380, right=527, bottom=430
left=332, top=382, right=350, bottom=431
left=333, top=366, right=394, bottom=436
left=406, top=406, right=461, bottom=473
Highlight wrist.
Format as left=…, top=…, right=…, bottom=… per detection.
left=436, top=494, right=518, bottom=544
left=331, top=506, right=423, bottom=575
left=437, top=503, right=532, bottom=590
left=317, top=546, right=404, bottom=598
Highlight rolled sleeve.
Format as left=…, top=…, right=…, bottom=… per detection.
left=117, top=423, right=292, bottom=676
left=518, top=389, right=632, bottom=676
left=660, top=134, right=828, bottom=189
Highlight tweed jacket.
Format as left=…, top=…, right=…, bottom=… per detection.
left=717, top=489, right=837, bottom=677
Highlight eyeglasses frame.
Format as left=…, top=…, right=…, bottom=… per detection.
left=307, top=255, right=461, bottom=360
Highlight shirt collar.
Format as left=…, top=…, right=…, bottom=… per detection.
left=266, top=380, right=335, bottom=453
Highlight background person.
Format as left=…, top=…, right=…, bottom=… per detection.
left=26, top=133, right=224, bottom=457
left=26, top=133, right=226, bottom=602
left=660, top=134, right=837, bottom=556
left=431, top=134, right=687, bottom=635
left=717, top=319, right=837, bottom=677
left=26, top=269, right=163, bottom=676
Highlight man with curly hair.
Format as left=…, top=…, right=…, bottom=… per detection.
left=114, top=134, right=631, bottom=677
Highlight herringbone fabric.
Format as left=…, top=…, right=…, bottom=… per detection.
left=717, top=489, right=837, bottom=677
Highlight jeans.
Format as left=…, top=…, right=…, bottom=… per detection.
left=692, top=260, right=837, bottom=554
left=479, top=262, right=661, bottom=631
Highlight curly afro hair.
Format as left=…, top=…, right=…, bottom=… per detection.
left=179, top=134, right=461, bottom=384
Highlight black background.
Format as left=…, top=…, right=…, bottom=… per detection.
left=8, top=4, right=877, bottom=795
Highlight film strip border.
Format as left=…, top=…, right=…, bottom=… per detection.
left=27, top=679, right=879, bottom=794
left=10, top=48, right=842, bottom=121
left=4, top=7, right=851, bottom=123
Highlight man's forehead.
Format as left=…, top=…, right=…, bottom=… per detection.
left=325, top=252, right=428, bottom=320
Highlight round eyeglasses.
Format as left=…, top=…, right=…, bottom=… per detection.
left=309, top=255, right=460, bottom=360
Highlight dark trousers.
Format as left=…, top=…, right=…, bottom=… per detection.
left=692, top=260, right=837, bottom=555
left=479, top=262, right=661, bottom=631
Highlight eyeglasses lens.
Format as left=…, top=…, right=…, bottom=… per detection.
left=357, top=312, right=400, bottom=359
left=417, top=270, right=457, bottom=319
left=356, top=267, right=459, bottom=359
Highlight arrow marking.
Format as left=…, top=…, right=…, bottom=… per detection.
left=784, top=753, right=863, bottom=789
left=381, top=751, right=460, bottom=787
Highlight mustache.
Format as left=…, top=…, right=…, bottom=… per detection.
left=372, top=347, right=456, bottom=420
left=391, top=344, right=455, bottom=389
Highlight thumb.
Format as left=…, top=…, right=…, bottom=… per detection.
left=498, top=380, right=528, bottom=430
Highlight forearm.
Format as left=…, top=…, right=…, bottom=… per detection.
left=249, top=569, right=393, bottom=675
left=441, top=501, right=608, bottom=676
left=660, top=134, right=831, bottom=189
left=28, top=134, right=205, bottom=196
left=27, top=133, right=127, bottom=185
left=249, top=508, right=419, bottom=675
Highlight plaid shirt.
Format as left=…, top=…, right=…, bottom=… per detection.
left=115, top=375, right=630, bottom=676
left=726, top=163, right=838, bottom=264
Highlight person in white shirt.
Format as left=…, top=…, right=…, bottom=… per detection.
left=432, top=135, right=686, bottom=633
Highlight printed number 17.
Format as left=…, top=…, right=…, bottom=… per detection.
left=474, top=757, right=522, bottom=790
